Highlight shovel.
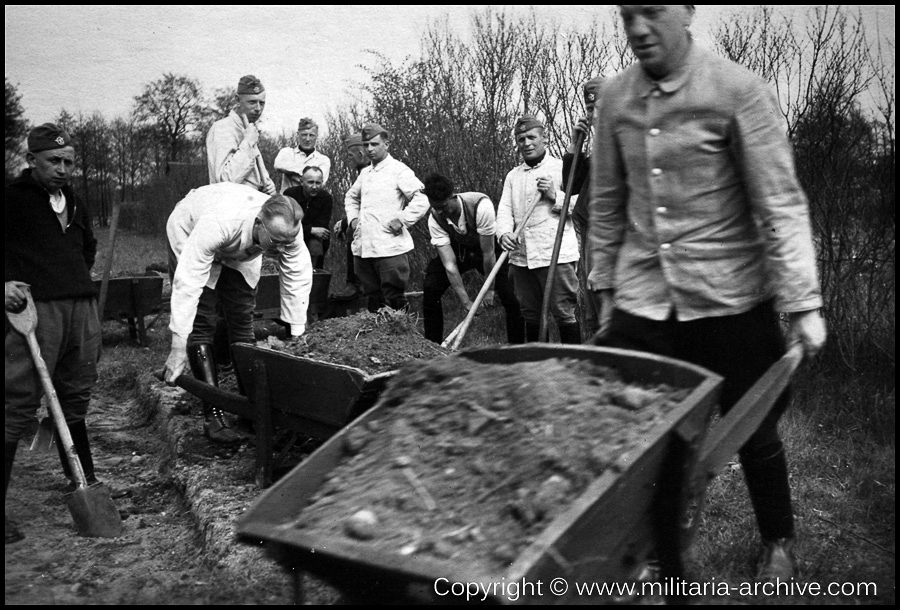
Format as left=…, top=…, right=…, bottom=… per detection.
left=442, top=194, right=545, bottom=351
left=538, top=130, right=585, bottom=342
left=28, top=398, right=57, bottom=453
left=7, top=288, right=124, bottom=538
left=241, top=113, right=271, bottom=190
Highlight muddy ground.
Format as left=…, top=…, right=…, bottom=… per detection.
left=4, top=328, right=340, bottom=604
left=5, top=310, right=448, bottom=605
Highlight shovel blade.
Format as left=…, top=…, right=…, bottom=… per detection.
left=29, top=417, right=57, bottom=453
left=64, top=484, right=124, bottom=538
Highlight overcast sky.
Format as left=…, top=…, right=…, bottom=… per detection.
left=5, top=5, right=895, bottom=137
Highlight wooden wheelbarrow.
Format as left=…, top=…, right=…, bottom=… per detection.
left=234, top=343, right=802, bottom=604
left=168, top=343, right=395, bottom=488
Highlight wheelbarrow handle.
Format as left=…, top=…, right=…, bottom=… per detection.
left=694, top=343, right=804, bottom=485
left=155, top=371, right=254, bottom=419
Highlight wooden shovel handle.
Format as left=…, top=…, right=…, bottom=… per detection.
left=444, top=195, right=544, bottom=351
left=240, top=114, right=269, bottom=189
left=13, top=289, right=88, bottom=487
left=97, top=201, right=122, bottom=321
left=538, top=131, right=584, bottom=342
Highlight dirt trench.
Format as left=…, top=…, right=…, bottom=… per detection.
left=4, top=358, right=333, bottom=604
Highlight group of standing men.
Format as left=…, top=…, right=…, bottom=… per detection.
left=7, top=6, right=827, bottom=586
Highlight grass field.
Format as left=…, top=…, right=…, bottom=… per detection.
left=97, top=226, right=895, bottom=604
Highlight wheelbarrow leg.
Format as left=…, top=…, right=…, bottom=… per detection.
left=252, top=360, right=274, bottom=488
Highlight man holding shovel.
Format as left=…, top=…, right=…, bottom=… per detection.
left=206, top=74, right=276, bottom=194
left=562, top=77, right=604, bottom=337
left=497, top=115, right=581, bottom=344
left=588, top=5, right=827, bottom=581
left=5, top=124, right=106, bottom=543
left=205, top=74, right=277, bottom=397
left=421, top=173, right=524, bottom=345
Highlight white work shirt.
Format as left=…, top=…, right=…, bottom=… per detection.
left=344, top=154, right=429, bottom=258
left=166, top=182, right=312, bottom=339
left=496, top=154, right=579, bottom=268
left=273, top=148, right=332, bottom=193
left=206, top=110, right=271, bottom=190
left=427, top=195, right=496, bottom=247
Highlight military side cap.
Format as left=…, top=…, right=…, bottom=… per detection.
left=343, top=133, right=364, bottom=149
left=583, top=76, right=604, bottom=105
left=361, top=122, right=389, bottom=141
left=27, top=123, right=73, bottom=153
left=297, top=117, right=318, bottom=131
left=237, top=74, right=264, bottom=95
left=514, top=115, right=543, bottom=135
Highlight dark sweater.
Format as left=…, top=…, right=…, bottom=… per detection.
left=5, top=170, right=98, bottom=301
left=283, top=186, right=335, bottom=244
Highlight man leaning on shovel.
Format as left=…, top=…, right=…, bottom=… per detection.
left=5, top=124, right=123, bottom=545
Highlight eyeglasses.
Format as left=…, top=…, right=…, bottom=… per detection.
left=258, top=220, right=295, bottom=249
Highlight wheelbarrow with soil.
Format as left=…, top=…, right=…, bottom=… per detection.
left=234, top=343, right=801, bottom=604
left=170, top=343, right=395, bottom=488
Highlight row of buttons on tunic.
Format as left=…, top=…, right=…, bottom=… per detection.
left=649, top=123, right=669, bottom=250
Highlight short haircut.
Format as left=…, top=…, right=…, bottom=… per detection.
left=261, top=194, right=303, bottom=228
left=301, top=165, right=324, bottom=178
left=422, top=173, right=455, bottom=201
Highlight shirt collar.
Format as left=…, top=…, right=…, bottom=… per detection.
left=228, top=110, right=245, bottom=128
left=637, top=41, right=698, bottom=98
left=371, top=154, right=393, bottom=172
left=521, top=154, right=549, bottom=171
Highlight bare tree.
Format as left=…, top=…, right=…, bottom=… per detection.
left=5, top=78, right=29, bottom=181
left=133, top=73, right=208, bottom=164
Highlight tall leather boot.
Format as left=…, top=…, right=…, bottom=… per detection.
left=6, top=441, right=24, bottom=544
left=188, top=343, right=241, bottom=445
left=525, top=322, right=541, bottom=343
left=558, top=322, right=583, bottom=345
left=56, top=419, right=96, bottom=485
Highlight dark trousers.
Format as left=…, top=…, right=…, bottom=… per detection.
left=422, top=248, right=524, bottom=344
left=189, top=266, right=256, bottom=348
left=306, top=236, right=330, bottom=270
left=600, top=300, right=794, bottom=541
left=5, top=298, right=101, bottom=442
left=354, top=253, right=410, bottom=312
left=345, top=237, right=360, bottom=286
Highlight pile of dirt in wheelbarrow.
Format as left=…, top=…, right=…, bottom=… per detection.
left=290, top=356, right=691, bottom=575
left=263, top=308, right=449, bottom=375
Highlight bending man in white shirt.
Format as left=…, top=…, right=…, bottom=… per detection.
left=164, top=183, right=312, bottom=443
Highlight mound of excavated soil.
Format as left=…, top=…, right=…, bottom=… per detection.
left=290, top=355, right=691, bottom=576
left=266, top=309, right=449, bottom=375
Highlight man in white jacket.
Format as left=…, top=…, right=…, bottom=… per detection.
left=273, top=117, right=331, bottom=193
left=497, top=115, right=581, bottom=344
left=344, top=123, right=429, bottom=312
left=206, top=74, right=276, bottom=194
left=164, top=182, right=312, bottom=443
